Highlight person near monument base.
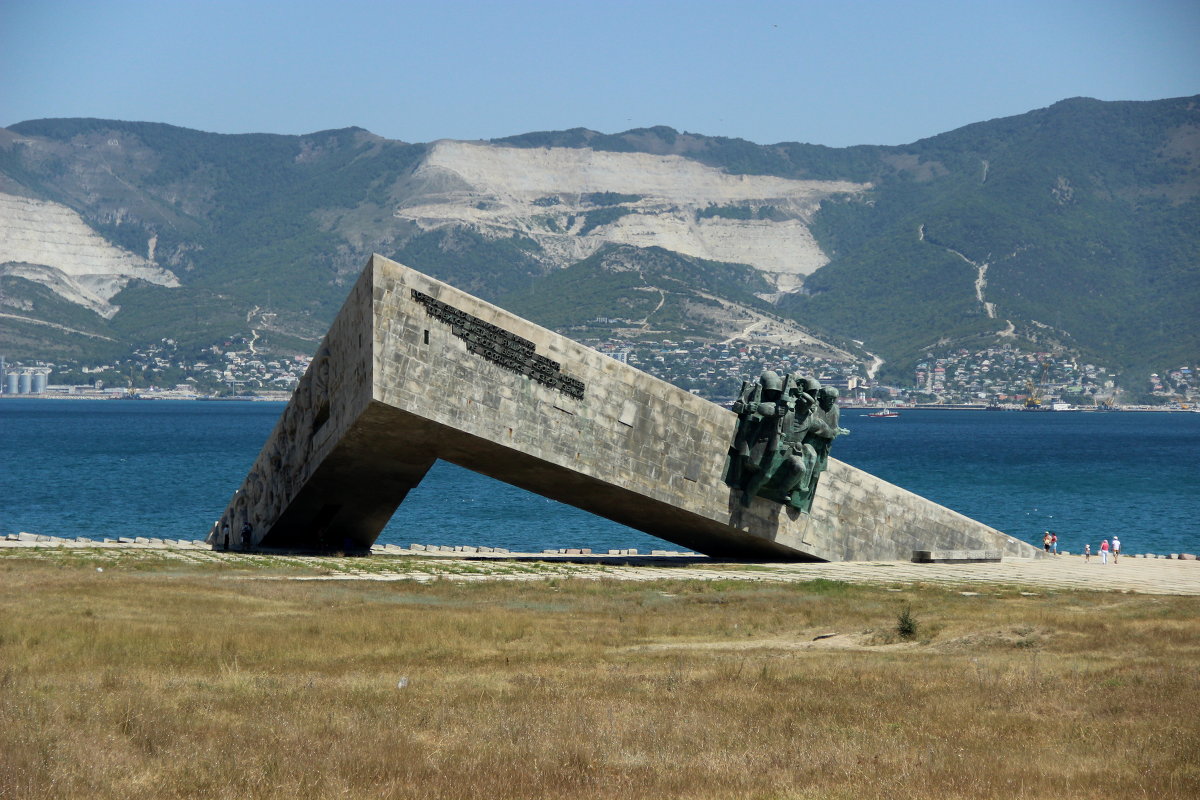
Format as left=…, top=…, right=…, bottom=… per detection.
left=1112, top=535, right=1121, bottom=563
left=1043, top=532, right=1051, bottom=553
left=1084, top=542, right=1091, bottom=562
left=1051, top=532, right=1058, bottom=555
left=240, top=522, right=252, bottom=550
left=1100, top=538, right=1110, bottom=564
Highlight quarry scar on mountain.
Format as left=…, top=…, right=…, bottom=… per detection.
left=395, top=141, right=872, bottom=293
left=212, top=254, right=1041, bottom=562
left=0, top=192, right=179, bottom=318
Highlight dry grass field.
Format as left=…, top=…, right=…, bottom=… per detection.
left=2, top=550, right=1198, bottom=799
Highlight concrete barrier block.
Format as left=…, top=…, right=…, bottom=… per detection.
left=913, top=549, right=1003, bottom=564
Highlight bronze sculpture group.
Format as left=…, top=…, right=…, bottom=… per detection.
left=724, top=371, right=849, bottom=512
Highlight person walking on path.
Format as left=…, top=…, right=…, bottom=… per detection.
left=1112, top=535, right=1121, bottom=563
left=1100, top=538, right=1110, bottom=564
left=1084, top=543, right=1091, bottom=562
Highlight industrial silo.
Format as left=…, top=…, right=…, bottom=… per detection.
left=3, top=371, right=16, bottom=395
left=32, top=372, right=48, bottom=394
left=18, top=372, right=32, bottom=394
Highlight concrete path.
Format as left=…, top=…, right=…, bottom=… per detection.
left=4, top=536, right=1197, bottom=596
left=287, top=553, right=1200, bottom=596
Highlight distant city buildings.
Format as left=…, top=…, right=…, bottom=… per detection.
left=0, top=338, right=310, bottom=400
left=913, top=346, right=1118, bottom=406
left=4, top=338, right=1196, bottom=408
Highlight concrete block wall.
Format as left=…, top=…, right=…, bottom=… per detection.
left=209, top=269, right=376, bottom=550
left=215, top=254, right=1043, bottom=561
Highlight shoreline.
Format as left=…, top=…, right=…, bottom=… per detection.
left=5, top=535, right=1198, bottom=596
left=3, top=394, right=1199, bottom=412
left=6, top=532, right=1197, bottom=562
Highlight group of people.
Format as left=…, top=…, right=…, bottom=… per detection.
left=1043, top=531, right=1123, bottom=563
left=1083, top=536, right=1121, bottom=564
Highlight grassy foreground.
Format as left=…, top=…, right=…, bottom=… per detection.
left=1, top=552, right=1198, bottom=799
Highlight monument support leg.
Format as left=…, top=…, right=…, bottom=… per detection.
left=256, top=403, right=437, bottom=554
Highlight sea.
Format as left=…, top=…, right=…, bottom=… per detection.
left=2, top=398, right=1197, bottom=556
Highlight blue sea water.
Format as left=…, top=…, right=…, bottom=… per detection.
left=1, top=399, right=1197, bottom=556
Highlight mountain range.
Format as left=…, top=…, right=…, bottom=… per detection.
left=1, top=95, right=1197, bottom=388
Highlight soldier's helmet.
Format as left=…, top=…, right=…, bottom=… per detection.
left=800, top=376, right=822, bottom=394
left=760, top=370, right=784, bottom=398
left=818, top=386, right=840, bottom=410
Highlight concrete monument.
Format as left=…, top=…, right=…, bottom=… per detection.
left=211, top=254, right=1041, bottom=561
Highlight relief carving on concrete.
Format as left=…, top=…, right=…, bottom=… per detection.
left=724, top=371, right=848, bottom=512
left=412, top=289, right=585, bottom=400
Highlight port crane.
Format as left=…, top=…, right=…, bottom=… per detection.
left=1024, top=361, right=1052, bottom=409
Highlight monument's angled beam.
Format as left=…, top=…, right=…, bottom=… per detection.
left=211, top=254, right=1043, bottom=561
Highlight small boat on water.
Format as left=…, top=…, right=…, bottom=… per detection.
left=867, top=410, right=900, bottom=418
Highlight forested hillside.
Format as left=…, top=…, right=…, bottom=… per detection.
left=1, top=95, right=1196, bottom=389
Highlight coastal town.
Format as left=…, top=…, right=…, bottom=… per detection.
left=2, top=337, right=1196, bottom=410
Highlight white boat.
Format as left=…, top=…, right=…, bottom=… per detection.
left=867, top=410, right=900, bottom=418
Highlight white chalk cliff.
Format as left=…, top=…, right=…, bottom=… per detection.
left=0, top=192, right=179, bottom=318
left=396, top=141, right=871, bottom=294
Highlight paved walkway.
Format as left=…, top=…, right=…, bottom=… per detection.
left=289, top=554, right=1200, bottom=596
left=4, top=536, right=1198, bottom=596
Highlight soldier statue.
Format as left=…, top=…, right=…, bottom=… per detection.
left=724, top=372, right=848, bottom=512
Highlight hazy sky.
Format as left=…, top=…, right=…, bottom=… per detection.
left=3, top=0, right=1198, bottom=147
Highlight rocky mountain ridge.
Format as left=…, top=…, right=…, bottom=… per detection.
left=1, top=96, right=1197, bottom=390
